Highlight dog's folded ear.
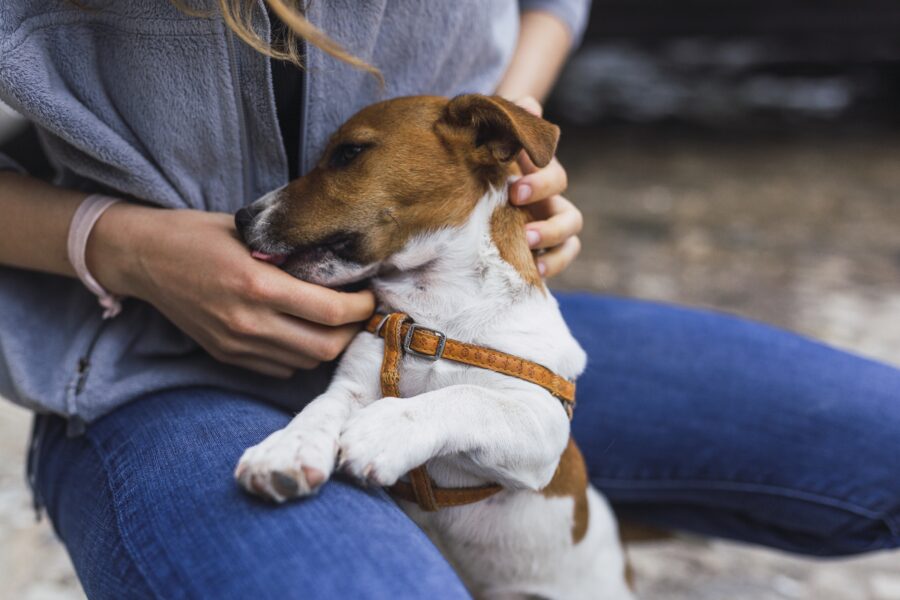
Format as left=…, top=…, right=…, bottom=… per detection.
left=442, top=94, right=560, bottom=168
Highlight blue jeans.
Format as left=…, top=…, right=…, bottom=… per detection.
left=32, top=295, right=900, bottom=599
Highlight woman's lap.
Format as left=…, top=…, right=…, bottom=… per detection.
left=559, top=292, right=900, bottom=555
left=34, top=294, right=900, bottom=598
left=34, top=388, right=470, bottom=600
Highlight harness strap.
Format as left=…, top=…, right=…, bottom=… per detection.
left=371, top=312, right=576, bottom=511
left=366, top=313, right=576, bottom=416
left=379, top=313, right=444, bottom=511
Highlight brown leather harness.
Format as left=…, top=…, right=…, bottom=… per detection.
left=365, top=312, right=576, bottom=512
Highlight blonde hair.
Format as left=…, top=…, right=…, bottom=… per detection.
left=178, top=0, right=383, bottom=84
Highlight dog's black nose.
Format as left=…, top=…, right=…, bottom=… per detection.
left=234, top=207, right=254, bottom=241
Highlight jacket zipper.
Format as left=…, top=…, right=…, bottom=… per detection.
left=297, top=36, right=309, bottom=175
left=66, top=318, right=110, bottom=437
left=227, top=28, right=253, bottom=205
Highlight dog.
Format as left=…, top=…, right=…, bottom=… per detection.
left=233, top=94, right=633, bottom=599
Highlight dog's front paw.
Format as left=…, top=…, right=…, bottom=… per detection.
left=338, top=399, right=436, bottom=487
left=235, top=426, right=337, bottom=503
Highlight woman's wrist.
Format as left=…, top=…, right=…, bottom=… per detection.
left=495, top=11, right=571, bottom=102
left=86, top=201, right=158, bottom=299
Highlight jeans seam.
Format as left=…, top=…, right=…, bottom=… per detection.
left=82, top=433, right=165, bottom=600
left=594, top=476, right=886, bottom=521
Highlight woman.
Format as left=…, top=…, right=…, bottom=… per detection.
left=1, top=1, right=897, bottom=598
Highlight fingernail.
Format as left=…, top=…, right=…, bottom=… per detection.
left=525, top=229, right=541, bottom=248
left=516, top=184, right=532, bottom=204
left=537, top=261, right=547, bottom=276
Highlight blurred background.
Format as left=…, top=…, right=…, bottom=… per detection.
left=547, top=0, right=900, bottom=362
left=548, top=4, right=900, bottom=598
left=2, top=2, right=900, bottom=598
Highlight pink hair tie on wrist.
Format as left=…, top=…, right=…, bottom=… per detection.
left=67, top=194, right=123, bottom=319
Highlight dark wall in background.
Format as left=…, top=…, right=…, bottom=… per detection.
left=585, top=0, right=900, bottom=40
left=548, top=1, right=900, bottom=129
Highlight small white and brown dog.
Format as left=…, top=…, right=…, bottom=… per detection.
left=233, top=94, right=633, bottom=600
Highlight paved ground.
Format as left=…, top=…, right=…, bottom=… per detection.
left=0, top=405, right=83, bottom=600
left=2, top=129, right=899, bottom=599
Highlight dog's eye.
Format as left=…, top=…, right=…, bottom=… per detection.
left=329, top=144, right=367, bottom=168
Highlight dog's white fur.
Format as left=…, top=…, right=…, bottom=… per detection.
left=236, top=186, right=633, bottom=599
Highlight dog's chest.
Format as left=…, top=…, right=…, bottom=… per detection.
left=392, top=354, right=463, bottom=398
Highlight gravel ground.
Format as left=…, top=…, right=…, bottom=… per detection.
left=2, top=129, right=899, bottom=599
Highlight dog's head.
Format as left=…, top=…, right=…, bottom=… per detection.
left=235, top=94, right=559, bottom=287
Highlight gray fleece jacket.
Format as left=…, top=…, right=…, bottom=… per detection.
left=0, top=0, right=589, bottom=429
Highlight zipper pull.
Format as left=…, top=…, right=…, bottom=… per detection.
left=67, top=357, right=91, bottom=437
left=75, top=357, right=90, bottom=394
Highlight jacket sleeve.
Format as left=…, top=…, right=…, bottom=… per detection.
left=0, top=152, right=26, bottom=174
left=0, top=100, right=28, bottom=174
left=518, top=0, right=592, bottom=47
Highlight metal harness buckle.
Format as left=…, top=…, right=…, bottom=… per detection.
left=403, top=323, right=447, bottom=361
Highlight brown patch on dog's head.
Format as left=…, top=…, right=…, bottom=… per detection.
left=235, top=94, right=560, bottom=287
left=442, top=94, right=559, bottom=169
left=541, top=437, right=589, bottom=543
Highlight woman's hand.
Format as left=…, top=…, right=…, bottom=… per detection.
left=90, top=205, right=375, bottom=378
left=507, top=97, right=583, bottom=278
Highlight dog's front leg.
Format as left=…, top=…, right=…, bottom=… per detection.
left=338, top=384, right=569, bottom=490
left=235, top=333, right=383, bottom=502
left=234, top=382, right=358, bottom=502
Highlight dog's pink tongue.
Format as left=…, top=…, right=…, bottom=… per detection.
left=251, top=250, right=287, bottom=266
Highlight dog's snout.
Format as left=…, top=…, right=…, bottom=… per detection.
left=235, top=188, right=286, bottom=243
left=234, top=207, right=255, bottom=242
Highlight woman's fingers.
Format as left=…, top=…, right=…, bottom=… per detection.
left=251, top=268, right=376, bottom=326
left=524, top=195, right=583, bottom=250
left=508, top=96, right=564, bottom=205
left=219, top=309, right=361, bottom=365
left=220, top=252, right=372, bottom=368
left=266, top=317, right=361, bottom=363
left=199, top=332, right=300, bottom=378
left=536, top=236, right=581, bottom=278
left=509, top=156, right=567, bottom=206
left=504, top=96, right=581, bottom=279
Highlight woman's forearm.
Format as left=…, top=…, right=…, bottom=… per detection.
left=0, top=172, right=86, bottom=277
left=0, top=171, right=149, bottom=295
left=495, top=11, right=573, bottom=102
